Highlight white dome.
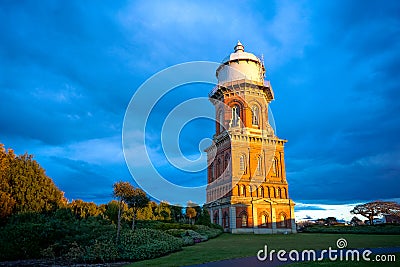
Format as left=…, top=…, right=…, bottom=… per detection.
left=216, top=41, right=265, bottom=84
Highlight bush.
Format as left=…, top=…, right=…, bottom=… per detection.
left=165, top=229, right=187, bottom=237
left=164, top=225, right=222, bottom=245
left=0, top=213, right=224, bottom=263
left=182, top=230, right=208, bottom=242
left=194, top=225, right=223, bottom=239
left=0, top=212, right=116, bottom=262
left=181, top=236, right=195, bottom=246
left=118, top=228, right=183, bottom=260
left=164, top=229, right=207, bottom=246
left=210, top=223, right=224, bottom=231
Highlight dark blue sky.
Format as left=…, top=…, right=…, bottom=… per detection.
left=1, top=0, right=399, bottom=207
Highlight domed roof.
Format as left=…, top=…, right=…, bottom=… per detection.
left=221, top=41, right=262, bottom=64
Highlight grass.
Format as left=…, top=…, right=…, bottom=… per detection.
left=126, top=233, right=400, bottom=267
left=302, top=224, right=400, bottom=234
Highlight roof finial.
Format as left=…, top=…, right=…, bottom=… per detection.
left=234, top=40, right=244, bottom=52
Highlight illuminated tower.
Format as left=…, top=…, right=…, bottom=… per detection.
left=205, top=41, right=296, bottom=233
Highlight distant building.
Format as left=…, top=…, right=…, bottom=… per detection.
left=204, top=42, right=296, bottom=234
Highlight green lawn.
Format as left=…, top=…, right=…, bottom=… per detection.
left=127, top=233, right=400, bottom=267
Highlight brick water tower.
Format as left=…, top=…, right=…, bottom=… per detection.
left=205, top=41, right=296, bottom=234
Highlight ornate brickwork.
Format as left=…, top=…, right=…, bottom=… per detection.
left=205, top=42, right=296, bottom=234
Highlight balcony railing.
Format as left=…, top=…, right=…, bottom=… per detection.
left=209, top=79, right=271, bottom=98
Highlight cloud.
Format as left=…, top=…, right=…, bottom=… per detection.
left=295, top=204, right=327, bottom=211
left=0, top=1, right=399, bottom=206
left=294, top=202, right=361, bottom=221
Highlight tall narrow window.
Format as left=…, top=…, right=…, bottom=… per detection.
left=218, top=110, right=224, bottom=132
left=223, top=212, right=229, bottom=228
left=240, top=185, right=245, bottom=196
left=217, top=159, right=221, bottom=178
left=273, top=157, right=278, bottom=176
left=241, top=213, right=247, bottom=227
left=261, top=214, right=268, bottom=226
left=225, top=153, right=230, bottom=175
left=280, top=213, right=287, bottom=227
left=210, top=163, right=214, bottom=180
left=259, top=186, right=264, bottom=197
left=257, top=156, right=262, bottom=173
left=232, top=105, right=240, bottom=127
left=240, top=155, right=245, bottom=171
left=252, top=106, right=259, bottom=125
left=214, top=211, right=219, bottom=224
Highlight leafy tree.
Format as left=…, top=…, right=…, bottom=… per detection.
left=350, top=201, right=400, bottom=225
left=0, top=143, right=66, bottom=218
left=170, top=204, right=183, bottom=222
left=186, top=201, right=200, bottom=224
left=113, top=181, right=132, bottom=241
left=0, top=191, right=16, bottom=220
left=196, top=206, right=211, bottom=226
left=67, top=199, right=101, bottom=219
left=154, top=201, right=171, bottom=220
left=350, top=216, right=363, bottom=226
left=185, top=202, right=198, bottom=225
left=104, top=200, right=125, bottom=224
left=325, top=217, right=338, bottom=226
left=136, top=201, right=156, bottom=220
left=124, top=186, right=150, bottom=230
left=113, top=181, right=149, bottom=232
left=186, top=207, right=196, bottom=224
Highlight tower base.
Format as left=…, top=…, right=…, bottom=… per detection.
left=205, top=197, right=297, bottom=234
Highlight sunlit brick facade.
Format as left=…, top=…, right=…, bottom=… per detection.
left=204, top=42, right=296, bottom=234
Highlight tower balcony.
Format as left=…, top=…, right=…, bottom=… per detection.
left=209, top=79, right=273, bottom=100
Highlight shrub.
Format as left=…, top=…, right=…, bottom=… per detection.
left=194, top=225, right=223, bottom=239
left=182, top=230, right=208, bottom=242
left=181, top=236, right=195, bottom=246
left=0, top=212, right=116, bottom=262
left=118, top=228, right=183, bottom=260
left=165, top=229, right=187, bottom=237
left=210, top=223, right=224, bottom=231
left=164, top=225, right=222, bottom=245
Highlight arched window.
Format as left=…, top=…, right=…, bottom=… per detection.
left=277, top=188, right=281, bottom=198
left=231, top=105, right=240, bottom=127
left=210, top=163, right=214, bottom=180
left=241, top=212, right=248, bottom=227
left=214, top=211, right=219, bottom=224
left=240, top=155, right=245, bottom=171
left=257, top=156, right=262, bottom=174
left=223, top=212, right=229, bottom=228
left=240, top=185, right=245, bottom=196
left=261, top=214, right=268, bottom=227
left=282, top=188, right=287, bottom=199
left=273, top=157, right=279, bottom=176
left=252, top=106, right=259, bottom=125
left=280, top=213, right=287, bottom=228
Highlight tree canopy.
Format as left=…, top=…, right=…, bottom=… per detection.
left=113, top=181, right=150, bottom=230
left=0, top=144, right=66, bottom=219
left=350, top=201, right=400, bottom=225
